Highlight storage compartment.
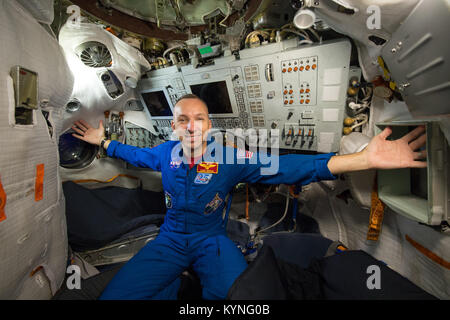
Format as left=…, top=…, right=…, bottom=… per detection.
left=376, top=120, right=449, bottom=225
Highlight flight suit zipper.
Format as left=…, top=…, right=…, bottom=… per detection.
left=185, top=166, right=189, bottom=233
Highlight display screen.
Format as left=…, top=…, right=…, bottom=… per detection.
left=190, top=81, right=233, bottom=114
left=141, top=90, right=173, bottom=117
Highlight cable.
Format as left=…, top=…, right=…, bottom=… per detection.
left=245, top=30, right=271, bottom=47
left=245, top=183, right=249, bottom=221
left=71, top=174, right=139, bottom=184
left=163, top=44, right=195, bottom=61
left=280, top=28, right=311, bottom=41
left=254, top=188, right=290, bottom=236
left=219, top=0, right=232, bottom=28
left=350, top=114, right=369, bottom=131
left=307, top=27, right=321, bottom=42
left=298, top=39, right=314, bottom=45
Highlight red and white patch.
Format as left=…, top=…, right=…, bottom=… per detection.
left=237, top=149, right=254, bottom=159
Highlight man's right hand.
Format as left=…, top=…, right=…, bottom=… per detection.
left=72, top=120, right=105, bottom=146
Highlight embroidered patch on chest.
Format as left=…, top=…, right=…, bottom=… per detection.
left=194, top=173, right=213, bottom=184
left=165, top=191, right=173, bottom=208
left=237, top=149, right=254, bottom=159
left=169, top=160, right=182, bottom=170
left=204, top=193, right=223, bottom=215
left=197, top=162, right=218, bottom=174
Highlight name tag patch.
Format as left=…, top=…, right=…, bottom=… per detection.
left=197, top=162, right=218, bottom=174
left=204, top=193, right=223, bottom=215
left=194, top=173, right=213, bottom=184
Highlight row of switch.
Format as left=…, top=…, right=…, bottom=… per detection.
left=284, top=99, right=311, bottom=104
left=282, top=64, right=317, bottom=73
left=283, top=88, right=311, bottom=94
left=283, top=126, right=315, bottom=148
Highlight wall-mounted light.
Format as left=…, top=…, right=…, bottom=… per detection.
left=65, top=98, right=82, bottom=113
left=293, top=9, right=316, bottom=29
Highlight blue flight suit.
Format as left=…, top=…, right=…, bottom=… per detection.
left=99, top=138, right=336, bottom=300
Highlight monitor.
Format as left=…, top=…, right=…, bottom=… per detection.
left=141, top=90, right=173, bottom=117
left=190, top=81, right=233, bottom=114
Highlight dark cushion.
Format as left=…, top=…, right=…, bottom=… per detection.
left=63, top=181, right=166, bottom=251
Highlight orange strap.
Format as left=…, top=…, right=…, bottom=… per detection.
left=367, top=178, right=386, bottom=241
left=35, top=164, right=45, bottom=202
left=72, top=174, right=139, bottom=184
left=30, top=265, right=43, bottom=277
left=0, top=177, right=6, bottom=223
left=289, top=185, right=300, bottom=199
left=405, top=235, right=450, bottom=270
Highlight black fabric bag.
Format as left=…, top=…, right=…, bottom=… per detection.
left=309, top=250, right=437, bottom=300
left=227, top=234, right=437, bottom=300
left=63, top=181, right=166, bottom=251
left=227, top=245, right=290, bottom=300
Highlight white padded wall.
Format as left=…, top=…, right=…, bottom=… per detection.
left=0, top=1, right=73, bottom=299
left=58, top=21, right=151, bottom=133
left=15, top=0, right=54, bottom=24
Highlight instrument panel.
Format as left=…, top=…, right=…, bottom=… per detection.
left=135, top=38, right=353, bottom=153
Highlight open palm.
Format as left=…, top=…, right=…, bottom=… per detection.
left=365, top=126, right=427, bottom=170
left=71, top=120, right=105, bottom=146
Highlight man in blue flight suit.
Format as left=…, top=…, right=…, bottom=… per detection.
left=71, top=94, right=427, bottom=300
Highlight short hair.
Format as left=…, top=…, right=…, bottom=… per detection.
left=175, top=93, right=208, bottom=112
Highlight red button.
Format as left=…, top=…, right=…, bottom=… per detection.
left=306, top=65, right=310, bottom=70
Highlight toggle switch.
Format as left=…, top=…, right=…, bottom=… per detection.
left=287, top=112, right=293, bottom=120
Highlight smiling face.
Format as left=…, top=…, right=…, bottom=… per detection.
left=171, top=97, right=212, bottom=156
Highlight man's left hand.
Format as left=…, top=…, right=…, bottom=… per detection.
left=364, top=125, right=427, bottom=170
left=327, top=126, right=427, bottom=175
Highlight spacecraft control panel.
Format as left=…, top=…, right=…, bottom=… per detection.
left=136, top=38, right=353, bottom=153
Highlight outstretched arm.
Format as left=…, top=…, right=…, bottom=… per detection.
left=327, top=126, right=427, bottom=175
left=71, top=119, right=162, bottom=170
